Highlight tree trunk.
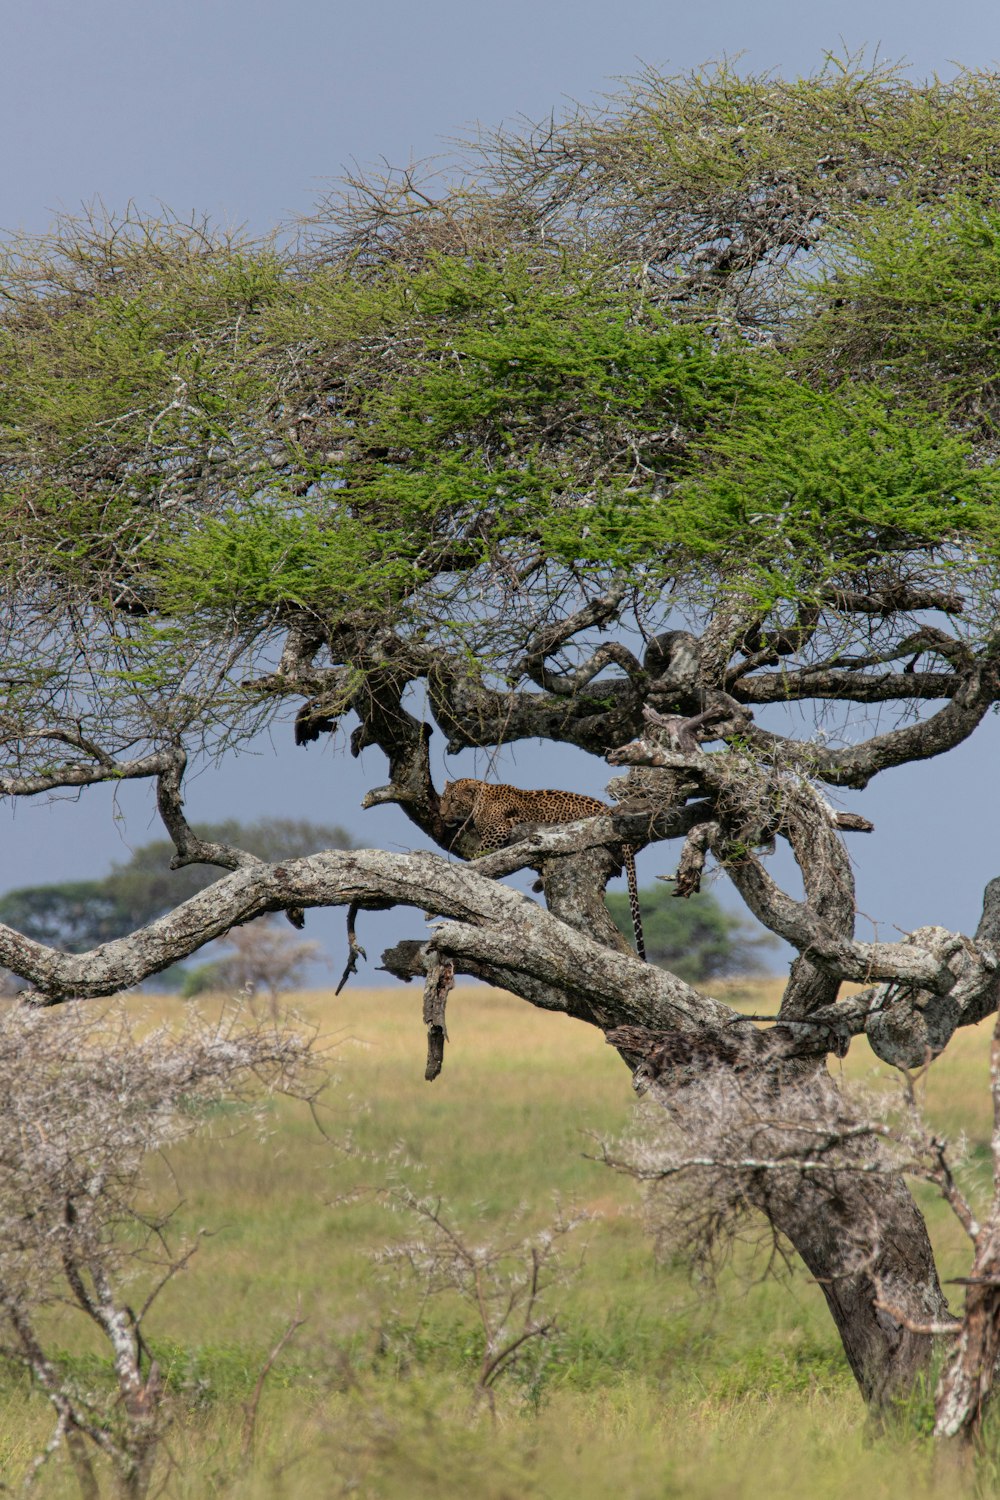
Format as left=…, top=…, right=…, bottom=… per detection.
left=750, top=1138, right=950, bottom=1408
left=933, top=1251, right=1000, bottom=1441
left=538, top=870, right=952, bottom=1411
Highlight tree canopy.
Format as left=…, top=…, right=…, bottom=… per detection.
left=6, top=58, right=1000, bottom=774
left=5, top=55, right=1000, bottom=1437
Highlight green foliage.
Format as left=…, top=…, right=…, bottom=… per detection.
left=151, top=245, right=1000, bottom=627
left=673, top=378, right=1000, bottom=605
left=152, top=254, right=763, bottom=621
left=154, top=501, right=423, bottom=621
left=8, top=72, right=1000, bottom=712
left=799, top=193, right=1000, bottom=422
left=0, top=217, right=288, bottom=598
left=365, top=257, right=739, bottom=459
left=606, top=885, right=777, bottom=984
left=586, top=56, right=1000, bottom=210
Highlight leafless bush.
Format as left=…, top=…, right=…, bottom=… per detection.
left=601, top=1036, right=1000, bottom=1445
left=375, top=1184, right=590, bottom=1417
left=219, top=919, right=325, bottom=1010
left=599, top=1061, right=900, bottom=1284
left=0, top=998, right=320, bottom=1498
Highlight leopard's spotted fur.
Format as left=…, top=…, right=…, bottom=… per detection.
left=439, top=779, right=645, bottom=962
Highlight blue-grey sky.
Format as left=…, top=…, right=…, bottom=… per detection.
left=5, top=0, right=999, bottom=240
left=3, top=0, right=1000, bottom=987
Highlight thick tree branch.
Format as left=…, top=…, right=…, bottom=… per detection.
left=822, top=584, right=965, bottom=617
left=0, top=847, right=740, bottom=1035
left=733, top=668, right=960, bottom=705
left=0, top=843, right=992, bottom=1064
left=468, top=800, right=714, bottom=879
left=738, top=660, right=999, bottom=789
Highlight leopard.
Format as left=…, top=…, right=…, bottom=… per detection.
left=439, top=778, right=646, bottom=962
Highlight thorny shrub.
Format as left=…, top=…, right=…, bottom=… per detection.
left=0, top=998, right=320, bottom=1498
left=374, top=1182, right=591, bottom=1416
left=600, top=1063, right=946, bottom=1285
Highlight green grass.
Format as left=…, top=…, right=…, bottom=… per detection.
left=3, top=981, right=997, bottom=1496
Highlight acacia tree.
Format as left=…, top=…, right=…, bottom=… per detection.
left=5, top=55, right=1000, bottom=1429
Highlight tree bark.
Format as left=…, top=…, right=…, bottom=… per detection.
left=748, top=1110, right=951, bottom=1408
left=529, top=838, right=951, bottom=1411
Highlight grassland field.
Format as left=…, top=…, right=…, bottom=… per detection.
left=5, top=978, right=1000, bottom=1498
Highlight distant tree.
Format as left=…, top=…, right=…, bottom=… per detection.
left=0, top=819, right=353, bottom=954
left=181, top=917, right=325, bottom=1006
left=0, top=881, right=126, bottom=952
left=607, top=886, right=777, bottom=984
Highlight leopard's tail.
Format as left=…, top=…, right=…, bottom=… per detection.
left=623, top=846, right=646, bottom=962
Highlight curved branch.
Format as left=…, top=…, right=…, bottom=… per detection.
left=733, top=668, right=959, bottom=705
left=155, top=749, right=261, bottom=873
left=518, top=583, right=629, bottom=690
left=424, top=661, right=638, bottom=756
left=0, top=743, right=181, bottom=799
left=739, top=662, right=998, bottom=789
left=526, top=640, right=645, bottom=696
left=0, top=847, right=742, bottom=1038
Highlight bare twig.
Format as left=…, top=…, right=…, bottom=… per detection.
left=240, top=1305, right=307, bottom=1461
left=335, top=900, right=367, bottom=995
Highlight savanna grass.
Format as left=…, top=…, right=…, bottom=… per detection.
left=3, top=981, right=996, bottom=1496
